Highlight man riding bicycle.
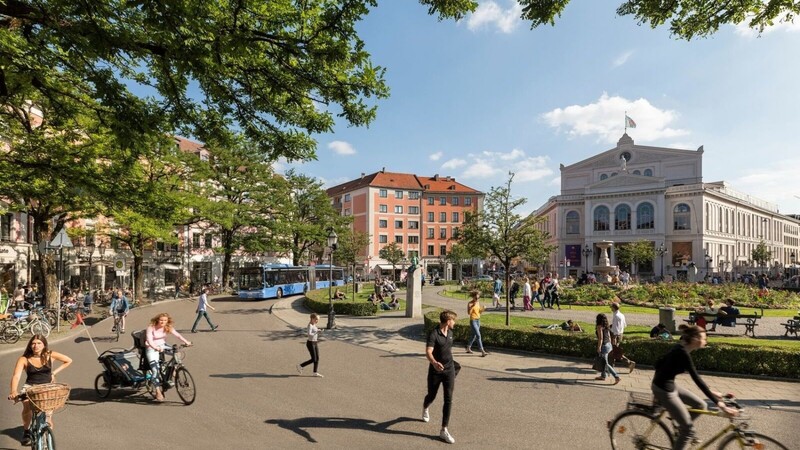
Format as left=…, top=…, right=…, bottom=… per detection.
left=109, top=289, right=130, bottom=333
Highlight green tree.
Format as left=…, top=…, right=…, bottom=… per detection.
left=334, top=228, right=371, bottom=297
left=271, top=170, right=346, bottom=266
left=459, top=173, right=554, bottom=325
left=614, top=239, right=655, bottom=278
left=445, top=242, right=472, bottom=282
left=198, top=135, right=289, bottom=289
left=751, top=240, right=772, bottom=272
left=378, top=242, right=405, bottom=281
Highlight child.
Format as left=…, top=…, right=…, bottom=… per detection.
left=297, top=313, right=323, bottom=377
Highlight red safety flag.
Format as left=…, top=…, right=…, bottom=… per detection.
left=71, top=312, right=84, bottom=329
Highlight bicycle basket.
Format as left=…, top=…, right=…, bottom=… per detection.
left=25, top=383, right=71, bottom=413
left=627, top=392, right=659, bottom=412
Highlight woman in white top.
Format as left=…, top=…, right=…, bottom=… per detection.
left=522, top=278, right=533, bottom=311
left=296, top=313, right=323, bottom=377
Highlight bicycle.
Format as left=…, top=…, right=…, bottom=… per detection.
left=12, top=382, right=70, bottom=450
left=608, top=392, right=787, bottom=449
left=1, top=311, right=51, bottom=344
left=110, top=313, right=125, bottom=342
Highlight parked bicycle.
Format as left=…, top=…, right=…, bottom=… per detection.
left=12, top=383, right=71, bottom=450
left=1, top=311, right=51, bottom=344
left=94, top=331, right=196, bottom=405
left=608, top=392, right=787, bottom=449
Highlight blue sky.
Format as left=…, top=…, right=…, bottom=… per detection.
left=280, top=1, right=800, bottom=216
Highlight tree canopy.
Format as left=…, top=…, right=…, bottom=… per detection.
left=752, top=240, right=773, bottom=268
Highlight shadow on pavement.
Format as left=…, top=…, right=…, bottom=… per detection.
left=738, top=398, right=800, bottom=414
left=485, top=376, right=575, bottom=386
left=264, top=416, right=437, bottom=443
left=67, top=387, right=160, bottom=407
left=209, top=373, right=295, bottom=379
left=509, top=365, right=595, bottom=375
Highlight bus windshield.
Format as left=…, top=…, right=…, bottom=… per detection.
left=239, top=267, right=264, bottom=290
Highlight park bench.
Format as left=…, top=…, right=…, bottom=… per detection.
left=783, top=316, right=800, bottom=337
left=686, top=308, right=764, bottom=337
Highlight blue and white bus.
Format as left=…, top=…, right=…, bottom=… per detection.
left=238, top=264, right=345, bottom=300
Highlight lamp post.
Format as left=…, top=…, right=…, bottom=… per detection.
left=87, top=237, right=95, bottom=291
left=582, top=244, right=592, bottom=275
left=326, top=228, right=338, bottom=330
left=655, top=243, right=668, bottom=280
left=98, top=243, right=106, bottom=292
left=704, top=253, right=712, bottom=281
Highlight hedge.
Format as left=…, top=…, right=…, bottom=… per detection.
left=304, top=288, right=377, bottom=316
left=423, top=311, right=800, bottom=379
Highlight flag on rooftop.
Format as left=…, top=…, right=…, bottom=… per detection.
left=625, top=115, right=637, bottom=129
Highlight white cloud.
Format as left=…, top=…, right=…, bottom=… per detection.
left=729, top=157, right=800, bottom=213
left=442, top=158, right=467, bottom=170
left=458, top=148, right=553, bottom=182
left=612, top=50, right=634, bottom=68
left=328, top=140, right=356, bottom=156
left=466, top=1, right=522, bottom=34
left=429, top=151, right=444, bottom=161
left=540, top=93, right=690, bottom=144
left=734, top=16, right=800, bottom=38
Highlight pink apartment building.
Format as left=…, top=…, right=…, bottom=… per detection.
left=327, top=170, right=483, bottom=280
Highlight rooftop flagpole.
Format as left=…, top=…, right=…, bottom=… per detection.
left=624, top=110, right=628, bottom=133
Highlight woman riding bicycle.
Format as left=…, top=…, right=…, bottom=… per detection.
left=145, top=313, right=191, bottom=402
left=651, top=324, right=737, bottom=449
left=7, top=334, right=72, bottom=446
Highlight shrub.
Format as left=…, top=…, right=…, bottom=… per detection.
left=304, top=288, right=377, bottom=316
left=423, top=311, right=799, bottom=378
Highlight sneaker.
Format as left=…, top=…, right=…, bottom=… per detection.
left=212, top=325, right=218, bottom=331
left=422, top=407, right=430, bottom=423
left=21, top=430, right=31, bottom=446
left=120, top=328, right=125, bottom=333
left=312, top=372, right=324, bottom=378
left=629, top=361, right=636, bottom=373
left=614, top=377, right=622, bottom=385
left=296, top=364, right=303, bottom=374
left=191, top=330, right=197, bottom=333
left=440, top=428, right=455, bottom=444
left=465, top=346, right=473, bottom=354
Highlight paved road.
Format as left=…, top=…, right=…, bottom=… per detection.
left=0, top=294, right=796, bottom=449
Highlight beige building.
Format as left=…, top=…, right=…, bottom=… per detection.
left=531, top=134, right=800, bottom=281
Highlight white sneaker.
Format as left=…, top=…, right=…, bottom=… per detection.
left=296, top=364, right=303, bottom=374
left=313, top=372, right=324, bottom=378
left=422, top=407, right=430, bottom=423
left=440, top=428, right=455, bottom=444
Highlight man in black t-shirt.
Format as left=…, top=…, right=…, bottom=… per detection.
left=422, top=309, right=459, bottom=444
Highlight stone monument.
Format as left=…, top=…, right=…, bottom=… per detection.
left=594, top=240, right=619, bottom=284
left=405, top=261, right=423, bottom=318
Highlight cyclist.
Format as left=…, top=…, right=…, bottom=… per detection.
left=145, top=313, right=191, bottom=402
left=109, top=288, right=130, bottom=333
left=7, top=334, right=72, bottom=446
left=651, top=324, right=737, bottom=450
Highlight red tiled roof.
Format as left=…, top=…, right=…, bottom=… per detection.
left=174, top=136, right=205, bottom=153
left=417, top=175, right=481, bottom=194
left=327, top=170, right=482, bottom=195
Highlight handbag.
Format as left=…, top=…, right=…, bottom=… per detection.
left=592, top=354, right=606, bottom=372
left=611, top=345, right=624, bottom=361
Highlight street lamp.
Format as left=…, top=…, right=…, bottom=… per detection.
left=326, top=228, right=338, bottom=330
left=87, top=236, right=95, bottom=291
left=704, top=253, right=712, bottom=281
left=582, top=244, right=592, bottom=275
left=655, top=243, right=668, bottom=280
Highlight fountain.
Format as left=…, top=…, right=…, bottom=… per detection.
left=593, top=241, right=619, bottom=284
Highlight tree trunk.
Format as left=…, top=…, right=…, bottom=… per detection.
left=32, top=218, right=59, bottom=308
left=131, top=238, right=144, bottom=304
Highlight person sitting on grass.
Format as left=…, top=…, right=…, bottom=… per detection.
left=379, top=298, right=392, bottom=310
left=560, top=320, right=582, bottom=332
left=333, top=288, right=345, bottom=300
left=650, top=323, right=672, bottom=340
left=388, top=294, right=400, bottom=310
left=368, top=293, right=378, bottom=306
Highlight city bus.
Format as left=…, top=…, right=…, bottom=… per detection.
left=237, top=264, right=345, bottom=300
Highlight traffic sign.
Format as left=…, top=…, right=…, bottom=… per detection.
left=114, top=259, right=126, bottom=271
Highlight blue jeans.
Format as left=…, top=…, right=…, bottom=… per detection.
left=467, top=319, right=484, bottom=352
left=598, top=342, right=619, bottom=379
left=191, top=310, right=215, bottom=331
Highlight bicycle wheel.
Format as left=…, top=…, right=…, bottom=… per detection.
left=718, top=431, right=788, bottom=449
left=114, top=321, right=121, bottom=342
left=174, top=367, right=196, bottom=405
left=43, top=310, right=58, bottom=327
left=94, top=373, right=112, bottom=399
left=609, top=410, right=673, bottom=450
left=39, top=426, right=56, bottom=450
left=30, top=320, right=51, bottom=338
left=2, top=325, right=21, bottom=344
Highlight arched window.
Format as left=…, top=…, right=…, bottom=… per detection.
left=632, top=170, right=641, bottom=175
left=615, top=205, right=631, bottom=230
left=594, top=206, right=610, bottom=231
left=644, top=168, right=653, bottom=176
left=566, top=211, right=580, bottom=235
left=674, top=203, right=691, bottom=230
left=610, top=172, right=618, bottom=177
left=600, top=174, right=608, bottom=181
left=637, top=203, right=654, bottom=229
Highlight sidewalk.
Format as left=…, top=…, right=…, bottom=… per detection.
left=271, top=291, right=800, bottom=414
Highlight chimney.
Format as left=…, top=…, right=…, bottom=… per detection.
left=360, top=172, right=365, bottom=179
left=433, top=174, right=439, bottom=180
left=381, top=167, right=385, bottom=173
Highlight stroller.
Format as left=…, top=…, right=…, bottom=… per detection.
left=93, top=330, right=196, bottom=404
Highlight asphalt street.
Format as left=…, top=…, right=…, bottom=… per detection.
left=0, top=293, right=796, bottom=449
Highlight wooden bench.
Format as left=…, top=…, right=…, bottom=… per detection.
left=784, top=316, right=800, bottom=337
left=686, top=309, right=764, bottom=337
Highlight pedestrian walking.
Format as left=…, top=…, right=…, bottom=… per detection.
left=296, top=313, right=323, bottom=377
left=7, top=335, right=72, bottom=445
left=544, top=273, right=561, bottom=310
left=522, top=277, right=533, bottom=311
left=610, top=302, right=635, bottom=372
left=594, top=313, right=621, bottom=384
left=491, top=274, right=503, bottom=310
left=422, top=309, right=460, bottom=444
left=83, top=290, right=94, bottom=314
left=509, top=278, right=519, bottom=310
left=190, top=288, right=218, bottom=333
left=465, top=290, right=488, bottom=357
left=533, top=277, right=545, bottom=310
